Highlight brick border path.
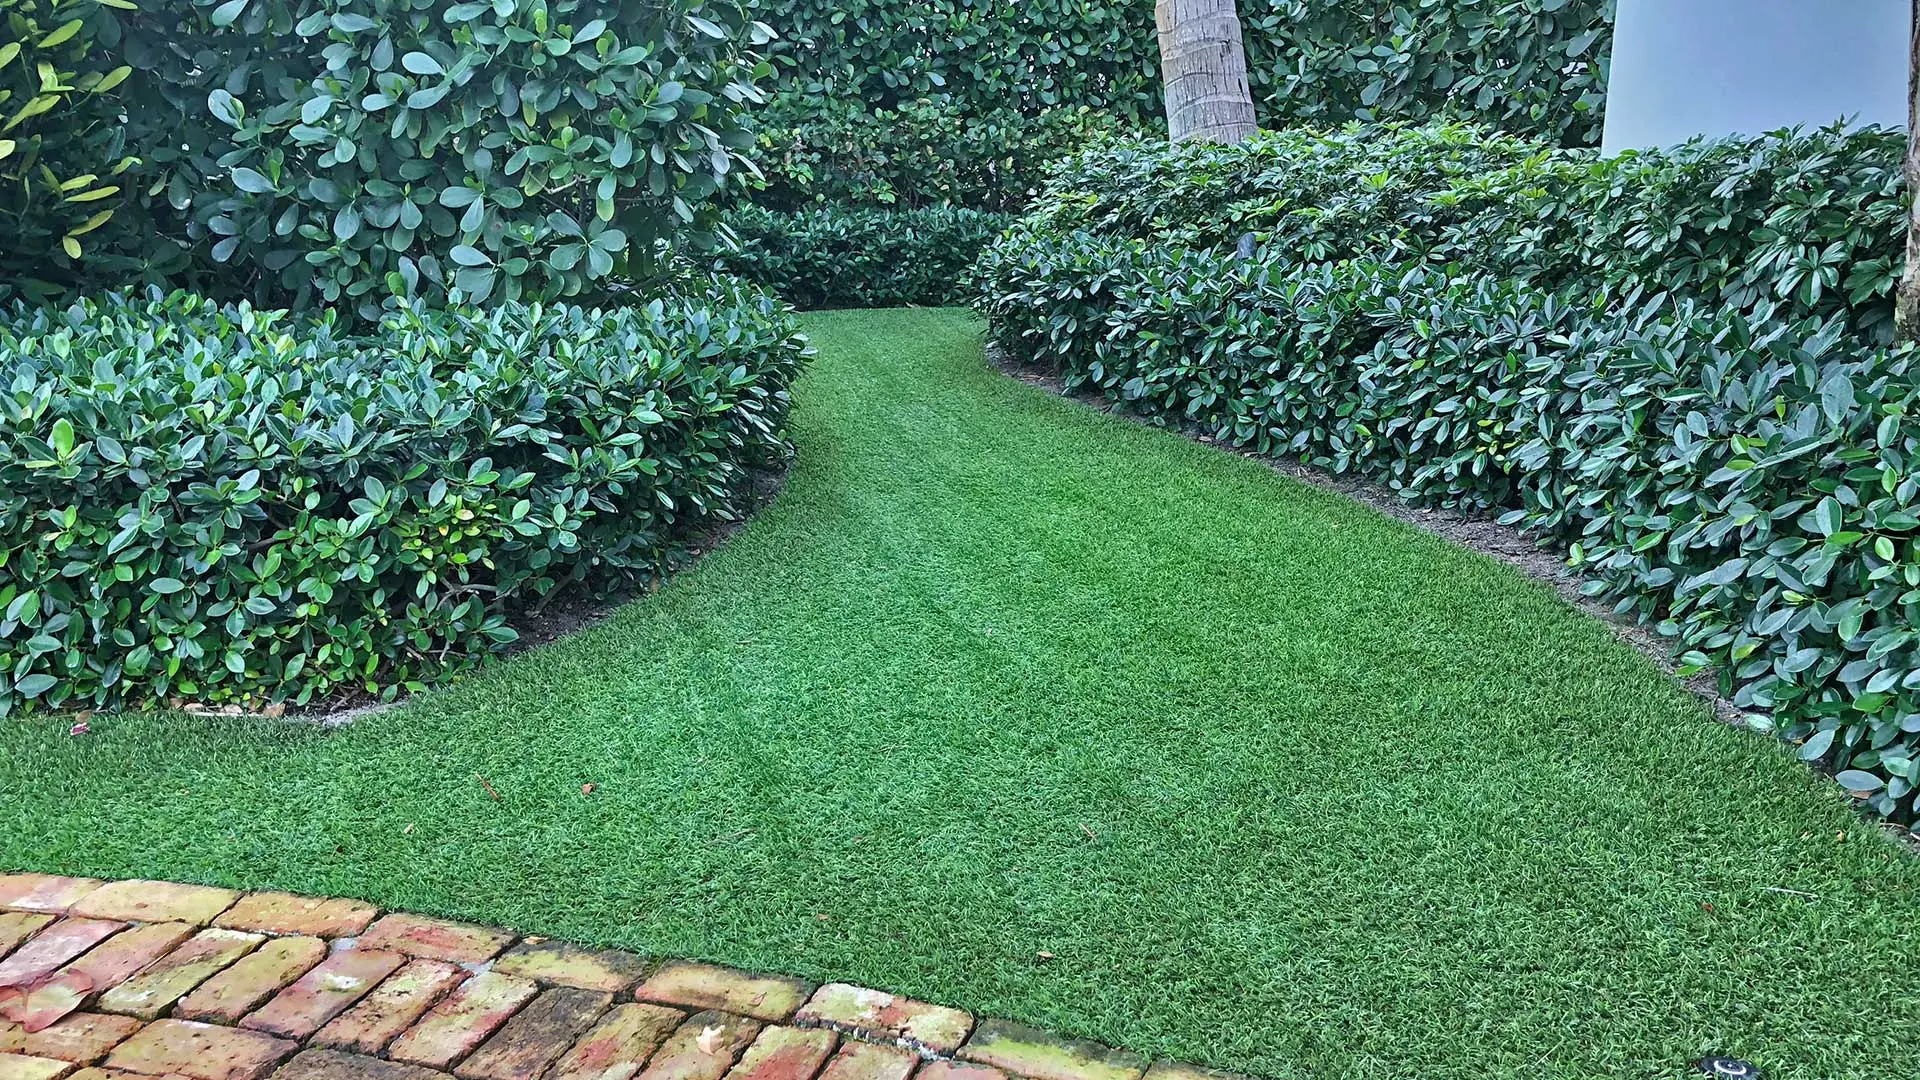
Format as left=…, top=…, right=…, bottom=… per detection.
left=0, top=876, right=1241, bottom=1080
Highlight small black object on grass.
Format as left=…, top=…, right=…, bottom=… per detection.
left=1696, top=1057, right=1762, bottom=1079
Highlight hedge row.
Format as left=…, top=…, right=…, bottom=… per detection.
left=718, top=204, right=1011, bottom=309
left=976, top=124, right=1920, bottom=819
left=1031, top=122, right=1906, bottom=342
left=0, top=281, right=810, bottom=716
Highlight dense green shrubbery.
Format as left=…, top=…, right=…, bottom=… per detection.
left=0, top=282, right=808, bottom=715
left=718, top=204, right=1009, bottom=309
left=978, top=123, right=1920, bottom=818
left=1034, top=123, right=1906, bottom=341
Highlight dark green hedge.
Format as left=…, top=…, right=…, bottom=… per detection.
left=977, top=124, right=1920, bottom=819
left=717, top=204, right=1010, bottom=309
left=0, top=281, right=809, bottom=716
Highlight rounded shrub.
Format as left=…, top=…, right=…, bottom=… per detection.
left=0, top=282, right=809, bottom=715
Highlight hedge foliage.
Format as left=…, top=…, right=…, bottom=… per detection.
left=717, top=203, right=1010, bottom=309
left=0, top=282, right=809, bottom=716
left=2, top=0, right=775, bottom=313
left=977, top=122, right=1920, bottom=819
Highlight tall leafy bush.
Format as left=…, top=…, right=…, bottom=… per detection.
left=0, top=283, right=809, bottom=715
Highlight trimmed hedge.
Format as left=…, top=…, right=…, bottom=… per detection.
left=1031, top=122, right=1906, bottom=342
left=0, top=281, right=809, bottom=716
left=718, top=204, right=1010, bottom=309
left=977, top=125, right=1920, bottom=819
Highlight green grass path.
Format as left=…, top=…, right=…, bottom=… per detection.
left=5, top=309, right=1917, bottom=1079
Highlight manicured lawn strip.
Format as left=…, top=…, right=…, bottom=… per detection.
left=3, top=308, right=1916, bottom=1080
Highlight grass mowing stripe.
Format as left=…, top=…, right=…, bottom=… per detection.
left=3, top=308, right=1917, bottom=1080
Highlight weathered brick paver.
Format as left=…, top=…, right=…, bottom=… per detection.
left=638, top=965, right=811, bottom=1023
left=2, top=875, right=1242, bottom=1080
left=797, top=986, right=972, bottom=1055
left=97, top=931, right=262, bottom=1022
left=354, top=919, right=507, bottom=966
left=310, top=963, right=463, bottom=1057
left=176, top=939, right=328, bottom=1025
left=215, top=898, right=377, bottom=942
left=71, top=885, right=237, bottom=929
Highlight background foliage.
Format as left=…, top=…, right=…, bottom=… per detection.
left=0, top=284, right=809, bottom=716
left=718, top=203, right=1010, bottom=308
left=976, top=121, right=1920, bottom=818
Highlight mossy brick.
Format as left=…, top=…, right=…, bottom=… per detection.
left=67, top=1068, right=193, bottom=1080
left=0, top=1053, right=74, bottom=1080
left=547, top=1002, right=684, bottom=1080
left=0, top=879, right=103, bottom=917
left=67, top=925, right=198, bottom=996
left=492, top=943, right=650, bottom=993
left=0, top=1014, right=143, bottom=1065
left=1141, top=1063, right=1252, bottom=1080
left=104, top=1020, right=295, bottom=1080
left=270, top=1049, right=450, bottom=1080
left=634, top=1011, right=761, bottom=1080
left=175, top=937, right=327, bottom=1024
left=723, top=1027, right=835, bottom=1080
left=635, top=965, right=810, bottom=1023
left=384, top=972, right=537, bottom=1070
left=214, top=897, right=378, bottom=941
left=239, top=949, right=405, bottom=1040
left=0, top=915, right=54, bottom=960
left=312, top=961, right=464, bottom=1056
left=451, top=987, right=610, bottom=1080
left=915, top=1064, right=1004, bottom=1080
left=96, top=930, right=262, bottom=1021
left=71, top=884, right=237, bottom=929
left=955, top=1022, right=1145, bottom=1080
left=353, top=918, right=509, bottom=966
left=815, top=1042, right=917, bottom=1080
left=0, top=921, right=127, bottom=988
left=794, top=986, right=971, bottom=1055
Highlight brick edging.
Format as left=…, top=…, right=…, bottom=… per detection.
left=0, top=875, right=1247, bottom=1080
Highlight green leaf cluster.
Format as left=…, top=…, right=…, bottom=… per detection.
left=717, top=203, right=1011, bottom=309
left=976, top=121, right=1920, bottom=819
left=0, top=279, right=809, bottom=715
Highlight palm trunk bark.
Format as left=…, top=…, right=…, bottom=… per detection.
left=1898, top=0, right=1920, bottom=340
left=1155, top=0, right=1258, bottom=144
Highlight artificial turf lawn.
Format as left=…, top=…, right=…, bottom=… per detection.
left=5, top=307, right=1919, bottom=1080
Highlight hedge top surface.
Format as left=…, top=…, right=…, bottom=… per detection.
left=5, top=309, right=1919, bottom=1080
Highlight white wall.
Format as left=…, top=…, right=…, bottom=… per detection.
left=1602, top=0, right=1910, bottom=154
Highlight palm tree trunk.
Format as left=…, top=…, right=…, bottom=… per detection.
left=1899, top=0, right=1920, bottom=340
left=1155, top=0, right=1258, bottom=144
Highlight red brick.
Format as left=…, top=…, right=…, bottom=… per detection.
left=0, top=1053, right=74, bottom=1080
left=955, top=1022, right=1145, bottom=1080
left=0, top=922, right=126, bottom=989
left=0, top=971, right=92, bottom=1033
left=269, top=1049, right=447, bottom=1080
left=0, top=879, right=102, bottom=917
left=104, top=1020, right=294, bottom=1080
left=66, top=925, right=198, bottom=995
left=795, top=986, right=971, bottom=1055
left=548, top=1002, right=684, bottom=1080
left=67, top=1068, right=193, bottom=1080
left=1, top=1013, right=143, bottom=1064
left=238, top=949, right=403, bottom=1040
left=0, top=917, right=54, bottom=960
left=213, top=897, right=377, bottom=941
left=383, top=972, right=537, bottom=1070
left=311, top=961, right=463, bottom=1056
left=491, top=943, right=650, bottom=993
left=916, top=1065, right=1004, bottom=1080
left=353, top=919, right=507, bottom=966
left=633, top=1011, right=761, bottom=1080
left=175, top=937, right=326, bottom=1024
left=815, top=1042, right=917, bottom=1080
left=635, top=965, right=811, bottom=1023
left=96, top=930, right=262, bottom=1021
left=451, top=987, right=609, bottom=1080
left=71, top=885, right=237, bottom=929
left=724, top=1027, right=836, bottom=1080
